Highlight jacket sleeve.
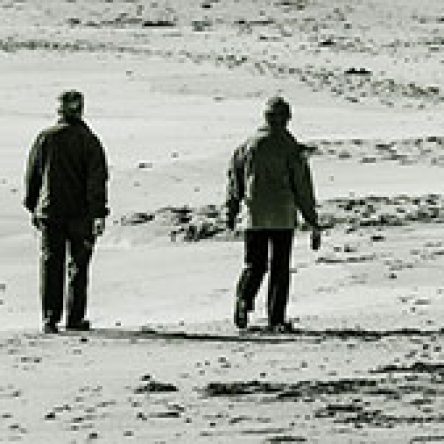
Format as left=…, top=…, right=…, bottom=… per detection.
left=23, top=132, right=46, bottom=213
left=86, top=134, right=110, bottom=218
left=290, top=144, right=320, bottom=229
left=225, top=145, right=245, bottom=221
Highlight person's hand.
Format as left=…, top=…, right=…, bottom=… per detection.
left=311, top=227, right=321, bottom=251
left=93, top=218, right=106, bottom=237
left=226, top=216, right=236, bottom=231
left=31, top=214, right=44, bottom=231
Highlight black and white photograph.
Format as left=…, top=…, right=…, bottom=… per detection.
left=1, top=0, right=444, bottom=442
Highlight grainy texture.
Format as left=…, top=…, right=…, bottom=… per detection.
left=0, top=0, right=444, bottom=442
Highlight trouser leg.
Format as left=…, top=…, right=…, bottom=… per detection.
left=236, top=229, right=268, bottom=311
left=267, top=229, right=294, bottom=326
left=40, top=221, right=66, bottom=325
left=66, top=219, right=94, bottom=325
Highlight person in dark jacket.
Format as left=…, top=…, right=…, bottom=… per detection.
left=24, top=90, right=109, bottom=333
left=226, top=96, right=321, bottom=332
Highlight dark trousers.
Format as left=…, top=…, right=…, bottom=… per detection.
left=236, top=229, right=294, bottom=326
left=40, top=219, right=94, bottom=325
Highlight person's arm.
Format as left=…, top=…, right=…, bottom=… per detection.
left=24, top=132, right=46, bottom=215
left=291, top=148, right=322, bottom=250
left=285, top=130, right=319, bottom=228
left=86, top=134, right=109, bottom=235
left=225, top=145, right=245, bottom=230
left=293, top=150, right=319, bottom=228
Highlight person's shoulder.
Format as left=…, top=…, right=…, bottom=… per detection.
left=232, top=127, right=272, bottom=160
left=234, top=133, right=261, bottom=157
left=39, top=122, right=70, bottom=138
left=284, top=132, right=314, bottom=163
left=245, top=127, right=271, bottom=147
left=73, top=121, right=102, bottom=144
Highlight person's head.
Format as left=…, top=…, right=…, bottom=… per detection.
left=264, top=96, right=291, bottom=129
left=57, top=90, right=84, bottom=120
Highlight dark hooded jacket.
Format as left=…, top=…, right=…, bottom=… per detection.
left=226, top=125, right=318, bottom=229
left=24, top=118, right=109, bottom=220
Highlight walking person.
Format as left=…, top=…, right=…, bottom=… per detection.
left=24, top=90, right=109, bottom=333
left=226, top=97, right=321, bottom=331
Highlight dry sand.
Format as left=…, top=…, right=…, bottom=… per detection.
left=1, top=0, right=444, bottom=442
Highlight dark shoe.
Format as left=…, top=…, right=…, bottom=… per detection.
left=234, top=299, right=248, bottom=329
left=43, top=322, right=59, bottom=334
left=66, top=319, right=91, bottom=331
left=267, top=321, right=294, bottom=334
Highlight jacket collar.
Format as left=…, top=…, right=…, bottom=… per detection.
left=259, top=124, right=288, bottom=136
left=57, top=116, right=85, bottom=126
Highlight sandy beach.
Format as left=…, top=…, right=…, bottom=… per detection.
left=1, top=0, right=444, bottom=442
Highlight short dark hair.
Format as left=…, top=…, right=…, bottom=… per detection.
left=264, top=96, right=291, bottom=120
left=58, top=90, right=84, bottom=116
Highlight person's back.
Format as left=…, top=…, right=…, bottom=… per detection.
left=226, top=96, right=321, bottom=331
left=240, top=126, right=304, bottom=229
left=24, top=90, right=109, bottom=334
left=227, top=118, right=317, bottom=231
left=26, top=117, right=108, bottom=221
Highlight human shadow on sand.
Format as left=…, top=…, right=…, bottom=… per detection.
left=58, top=326, right=444, bottom=344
